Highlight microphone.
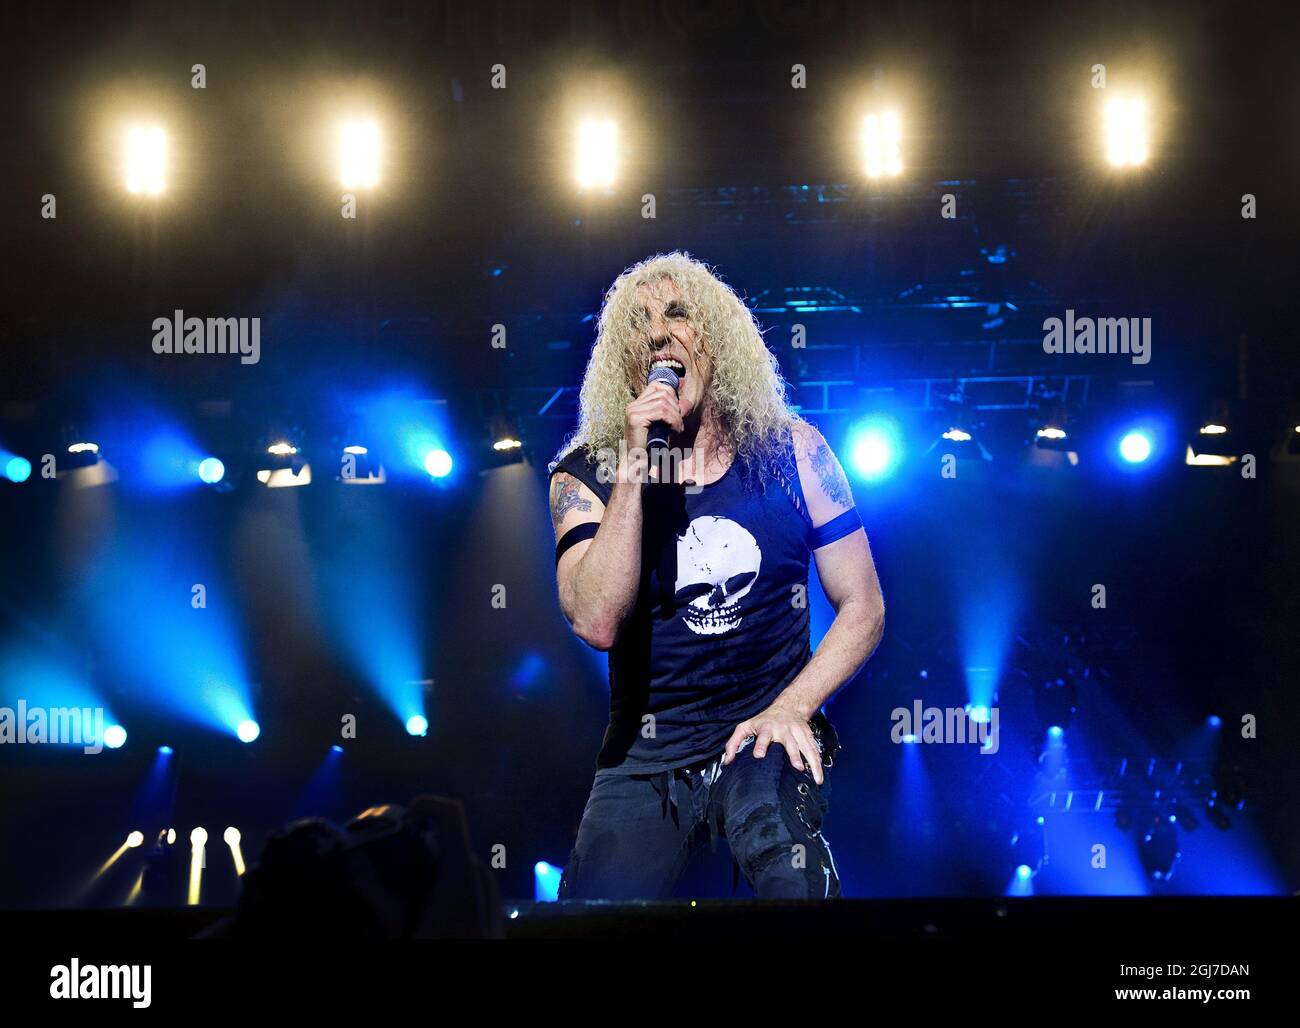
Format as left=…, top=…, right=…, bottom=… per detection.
left=646, top=366, right=680, bottom=452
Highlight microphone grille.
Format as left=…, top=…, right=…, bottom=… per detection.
left=648, top=366, right=680, bottom=390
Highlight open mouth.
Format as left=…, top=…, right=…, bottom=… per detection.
left=649, top=356, right=686, bottom=381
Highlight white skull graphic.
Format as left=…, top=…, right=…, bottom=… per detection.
left=673, top=516, right=762, bottom=635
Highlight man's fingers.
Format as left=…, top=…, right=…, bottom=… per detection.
left=726, top=717, right=823, bottom=782
left=796, top=725, right=824, bottom=785
left=723, top=723, right=751, bottom=764
left=660, top=397, right=684, bottom=433
left=645, top=396, right=683, bottom=433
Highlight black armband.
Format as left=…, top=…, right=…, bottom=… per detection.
left=555, top=521, right=600, bottom=564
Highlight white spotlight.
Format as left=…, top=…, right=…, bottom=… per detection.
left=576, top=119, right=618, bottom=189
left=1104, top=97, right=1148, bottom=167
left=339, top=120, right=381, bottom=188
left=125, top=126, right=167, bottom=195
left=863, top=111, right=903, bottom=179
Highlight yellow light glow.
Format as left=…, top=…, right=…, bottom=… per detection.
left=1199, top=423, right=1228, bottom=435
left=126, top=831, right=144, bottom=848
left=1104, top=97, right=1148, bottom=167
left=67, top=442, right=100, bottom=454
left=576, top=119, right=618, bottom=188
left=125, top=126, right=167, bottom=195
left=188, top=827, right=207, bottom=906
left=1036, top=427, right=1068, bottom=441
left=942, top=428, right=972, bottom=442
left=339, top=120, right=381, bottom=188
left=863, top=112, right=903, bottom=179
left=266, top=442, right=298, bottom=456
left=1185, top=445, right=1236, bottom=466
left=493, top=438, right=523, bottom=451
left=94, top=840, right=132, bottom=879
left=257, top=465, right=312, bottom=487
left=224, top=827, right=246, bottom=876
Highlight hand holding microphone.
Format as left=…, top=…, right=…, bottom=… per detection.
left=624, top=367, right=683, bottom=454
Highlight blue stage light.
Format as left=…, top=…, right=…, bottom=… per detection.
left=104, top=724, right=127, bottom=749
left=236, top=719, right=260, bottom=743
left=846, top=416, right=903, bottom=481
left=423, top=449, right=453, bottom=478
left=331, top=744, right=344, bottom=754
left=158, top=745, right=173, bottom=755
left=197, top=457, right=225, bottom=484
left=1119, top=431, right=1153, bottom=464
left=3, top=455, right=32, bottom=483
left=1207, top=715, right=1222, bottom=729
left=967, top=704, right=991, bottom=724
left=1047, top=725, right=1065, bottom=740
left=405, top=714, right=428, bottom=736
left=0, top=650, right=123, bottom=748
left=509, top=652, right=546, bottom=692
left=1016, top=864, right=1033, bottom=879
left=534, top=860, right=563, bottom=902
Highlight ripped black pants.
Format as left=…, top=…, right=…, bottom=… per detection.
left=559, top=726, right=841, bottom=901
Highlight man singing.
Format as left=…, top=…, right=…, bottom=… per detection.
left=548, top=253, right=885, bottom=899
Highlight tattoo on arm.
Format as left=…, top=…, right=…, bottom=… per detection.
left=810, top=443, right=852, bottom=507
left=551, top=475, right=593, bottom=529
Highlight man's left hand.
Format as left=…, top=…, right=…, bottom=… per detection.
left=722, top=701, right=824, bottom=785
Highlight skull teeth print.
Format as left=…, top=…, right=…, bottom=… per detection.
left=673, top=515, right=762, bottom=636
left=682, top=604, right=743, bottom=634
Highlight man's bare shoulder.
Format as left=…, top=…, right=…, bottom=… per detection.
left=790, top=420, right=854, bottom=514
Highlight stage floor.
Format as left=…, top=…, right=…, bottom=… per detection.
left=4, top=895, right=1287, bottom=941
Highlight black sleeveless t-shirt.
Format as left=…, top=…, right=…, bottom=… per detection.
left=551, top=440, right=815, bottom=774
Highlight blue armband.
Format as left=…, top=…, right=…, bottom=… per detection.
left=810, top=507, right=862, bottom=549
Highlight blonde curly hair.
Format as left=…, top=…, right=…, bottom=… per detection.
left=561, top=252, right=801, bottom=482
